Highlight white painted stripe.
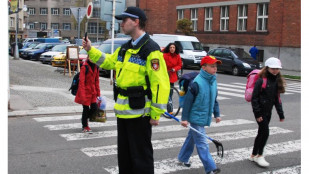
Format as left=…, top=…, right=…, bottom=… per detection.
left=258, top=165, right=301, bottom=174
left=218, top=83, right=246, bottom=89
left=217, top=86, right=245, bottom=93
left=60, top=119, right=254, bottom=141
left=287, top=83, right=301, bottom=86
left=218, top=91, right=244, bottom=98
left=44, top=117, right=174, bottom=130
left=104, top=140, right=301, bottom=174
left=285, top=89, right=301, bottom=93
left=81, top=127, right=292, bottom=157
left=232, top=82, right=246, bottom=86
left=33, top=113, right=116, bottom=122
left=217, top=96, right=230, bottom=100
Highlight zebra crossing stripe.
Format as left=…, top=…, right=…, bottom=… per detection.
left=218, top=83, right=246, bottom=89
left=60, top=119, right=254, bottom=141
left=44, top=117, right=174, bottom=131
left=104, top=140, right=301, bottom=174
left=217, top=86, right=245, bottom=93
left=218, top=91, right=244, bottom=98
left=257, top=165, right=301, bottom=174
left=33, top=113, right=116, bottom=122
left=81, top=127, right=292, bottom=157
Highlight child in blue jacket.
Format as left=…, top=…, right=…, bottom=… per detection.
left=178, top=56, right=222, bottom=174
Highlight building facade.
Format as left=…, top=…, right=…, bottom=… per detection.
left=8, top=0, right=25, bottom=44
left=138, top=0, right=301, bottom=71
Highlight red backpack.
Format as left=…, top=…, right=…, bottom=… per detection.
left=245, top=69, right=267, bottom=102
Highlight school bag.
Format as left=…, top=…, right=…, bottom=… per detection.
left=178, top=71, right=199, bottom=107
left=69, top=65, right=89, bottom=96
left=245, top=69, right=267, bottom=102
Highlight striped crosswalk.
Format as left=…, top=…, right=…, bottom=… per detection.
left=30, top=82, right=301, bottom=173
left=32, top=113, right=300, bottom=173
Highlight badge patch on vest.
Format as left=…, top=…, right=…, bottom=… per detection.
left=151, top=59, right=160, bottom=71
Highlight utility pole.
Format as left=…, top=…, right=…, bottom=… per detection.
left=14, top=9, right=19, bottom=59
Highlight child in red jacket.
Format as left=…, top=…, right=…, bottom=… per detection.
left=75, top=59, right=100, bottom=132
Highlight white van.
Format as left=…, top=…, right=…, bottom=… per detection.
left=151, top=34, right=207, bottom=68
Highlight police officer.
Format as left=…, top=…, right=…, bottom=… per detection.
left=82, top=7, right=170, bottom=174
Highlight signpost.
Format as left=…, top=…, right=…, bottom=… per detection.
left=70, top=7, right=87, bottom=45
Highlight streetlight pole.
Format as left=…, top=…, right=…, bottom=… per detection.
left=14, top=10, right=19, bottom=59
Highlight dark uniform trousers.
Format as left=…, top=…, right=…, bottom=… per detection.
left=117, top=116, right=154, bottom=174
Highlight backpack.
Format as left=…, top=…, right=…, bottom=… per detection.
left=69, top=65, right=89, bottom=96
left=178, top=72, right=199, bottom=107
left=245, top=69, right=267, bottom=102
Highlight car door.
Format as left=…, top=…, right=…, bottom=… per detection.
left=221, top=49, right=235, bottom=72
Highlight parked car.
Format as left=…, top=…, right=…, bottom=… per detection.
left=19, top=42, right=40, bottom=58
left=97, top=37, right=131, bottom=76
left=40, top=44, right=71, bottom=64
left=23, top=43, right=61, bottom=60
left=207, top=47, right=263, bottom=76
left=51, top=46, right=88, bottom=67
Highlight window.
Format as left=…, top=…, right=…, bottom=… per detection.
left=220, top=6, right=229, bottom=31
left=51, top=8, right=59, bottom=15
left=191, top=8, right=198, bottom=31
left=29, top=23, right=35, bottom=29
left=88, top=22, right=97, bottom=34
left=29, top=8, right=35, bottom=15
left=10, top=17, right=14, bottom=27
left=204, top=7, right=213, bottom=31
left=63, top=23, right=71, bottom=30
left=63, top=8, right=71, bottom=15
left=40, top=23, right=47, bottom=30
left=237, top=5, right=248, bottom=31
left=177, top=10, right=184, bottom=20
left=40, top=8, right=48, bottom=15
left=99, top=23, right=104, bottom=34
left=51, top=23, right=59, bottom=29
left=257, top=3, right=268, bottom=31
left=93, top=8, right=100, bottom=18
left=213, top=49, right=223, bottom=57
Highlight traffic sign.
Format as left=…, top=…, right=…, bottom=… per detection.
left=70, top=7, right=87, bottom=24
left=100, top=0, right=125, bottom=22
left=86, top=2, right=93, bottom=19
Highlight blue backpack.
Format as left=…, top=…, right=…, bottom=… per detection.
left=178, top=72, right=199, bottom=107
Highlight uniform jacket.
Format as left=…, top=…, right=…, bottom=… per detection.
left=87, top=33, right=170, bottom=120
left=182, top=69, right=220, bottom=126
left=163, top=52, right=182, bottom=83
left=251, top=72, right=284, bottom=119
left=74, top=60, right=100, bottom=106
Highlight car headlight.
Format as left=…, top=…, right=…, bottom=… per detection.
left=259, top=63, right=263, bottom=69
left=242, top=63, right=251, bottom=68
left=29, top=52, right=34, bottom=55
left=188, top=55, right=194, bottom=59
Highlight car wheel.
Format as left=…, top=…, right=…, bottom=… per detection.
left=232, top=66, right=239, bottom=76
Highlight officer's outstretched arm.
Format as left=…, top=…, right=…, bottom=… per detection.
left=87, top=47, right=120, bottom=70
left=146, top=51, right=170, bottom=120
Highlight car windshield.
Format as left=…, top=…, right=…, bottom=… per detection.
left=98, top=43, right=122, bottom=54
left=177, top=41, right=203, bottom=51
left=29, top=43, right=39, bottom=48
left=51, top=45, right=67, bottom=52
left=33, top=44, right=46, bottom=49
left=232, top=49, right=252, bottom=59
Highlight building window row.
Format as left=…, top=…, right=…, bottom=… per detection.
left=27, top=23, right=72, bottom=30
left=28, top=7, right=71, bottom=16
left=179, top=3, right=268, bottom=33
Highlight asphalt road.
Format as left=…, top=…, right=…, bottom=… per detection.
left=8, top=58, right=301, bottom=174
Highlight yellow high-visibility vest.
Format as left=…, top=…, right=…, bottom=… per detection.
left=87, top=34, right=170, bottom=120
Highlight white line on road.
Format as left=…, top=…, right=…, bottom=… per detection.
left=81, top=127, right=292, bottom=157
left=60, top=119, right=254, bottom=141
left=257, top=165, right=301, bottom=174
left=104, top=140, right=301, bottom=174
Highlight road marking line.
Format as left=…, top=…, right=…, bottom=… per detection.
left=217, top=83, right=246, bottom=89
left=81, top=127, right=292, bottom=157
left=218, top=91, right=244, bottom=98
left=104, top=140, right=301, bottom=174
left=60, top=119, right=254, bottom=141
left=257, top=165, right=301, bottom=174
left=217, top=86, right=245, bottom=93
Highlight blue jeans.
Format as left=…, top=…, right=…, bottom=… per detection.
left=178, top=123, right=217, bottom=173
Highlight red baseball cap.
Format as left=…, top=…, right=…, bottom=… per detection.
left=200, top=55, right=222, bottom=66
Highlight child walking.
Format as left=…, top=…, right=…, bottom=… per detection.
left=74, top=58, right=100, bottom=132
left=178, top=56, right=222, bottom=174
left=249, top=57, right=285, bottom=167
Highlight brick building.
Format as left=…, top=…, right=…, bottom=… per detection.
left=137, top=0, right=301, bottom=71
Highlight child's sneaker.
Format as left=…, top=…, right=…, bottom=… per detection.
left=254, top=156, right=270, bottom=167
left=249, top=156, right=256, bottom=162
left=178, top=160, right=191, bottom=167
left=207, top=168, right=221, bottom=174
left=82, top=126, right=92, bottom=133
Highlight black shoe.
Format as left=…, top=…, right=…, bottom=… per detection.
left=207, top=168, right=221, bottom=174
left=180, top=162, right=191, bottom=167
